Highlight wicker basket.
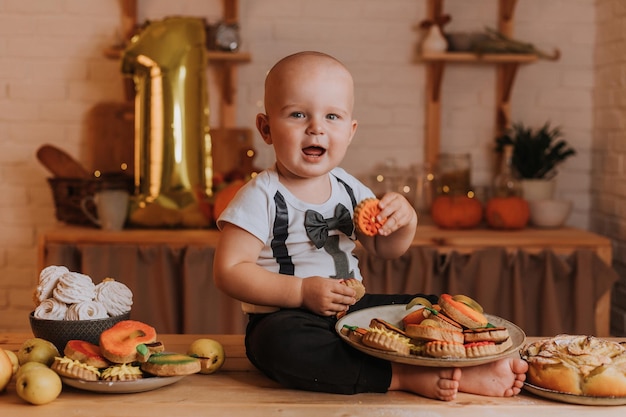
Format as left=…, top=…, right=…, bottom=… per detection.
left=47, top=174, right=133, bottom=226
left=47, top=178, right=99, bottom=226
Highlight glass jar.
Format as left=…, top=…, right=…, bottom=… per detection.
left=493, top=144, right=522, bottom=197
left=435, top=153, right=471, bottom=196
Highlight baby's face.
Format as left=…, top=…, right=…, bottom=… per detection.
left=259, top=54, right=358, bottom=183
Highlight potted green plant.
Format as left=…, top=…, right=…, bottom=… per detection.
left=495, top=122, right=576, bottom=200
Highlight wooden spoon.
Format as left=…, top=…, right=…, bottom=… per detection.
left=36, top=144, right=91, bottom=178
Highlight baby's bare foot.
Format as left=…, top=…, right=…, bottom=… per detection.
left=459, top=357, right=528, bottom=397
left=390, top=363, right=461, bottom=401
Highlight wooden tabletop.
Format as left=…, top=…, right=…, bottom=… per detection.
left=2, top=333, right=625, bottom=416
left=38, top=224, right=613, bottom=265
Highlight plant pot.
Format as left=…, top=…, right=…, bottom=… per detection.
left=528, top=199, right=572, bottom=228
left=521, top=179, right=555, bottom=201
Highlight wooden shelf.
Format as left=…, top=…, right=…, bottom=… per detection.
left=421, top=51, right=538, bottom=63
left=421, top=0, right=554, bottom=167
left=104, top=46, right=251, bottom=63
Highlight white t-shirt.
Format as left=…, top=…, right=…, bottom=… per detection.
left=217, top=166, right=375, bottom=312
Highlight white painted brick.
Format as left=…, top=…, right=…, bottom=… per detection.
left=39, top=101, right=94, bottom=122
left=8, top=80, right=66, bottom=100
left=562, top=70, right=594, bottom=88
left=68, top=80, right=125, bottom=102
left=4, top=0, right=63, bottom=14
left=0, top=99, right=40, bottom=121
left=141, top=0, right=223, bottom=21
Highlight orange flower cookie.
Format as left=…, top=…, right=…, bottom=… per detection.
left=354, top=198, right=386, bottom=236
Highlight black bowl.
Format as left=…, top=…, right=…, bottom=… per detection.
left=29, top=311, right=130, bottom=352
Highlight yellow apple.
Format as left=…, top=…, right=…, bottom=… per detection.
left=17, top=338, right=59, bottom=366
left=187, top=338, right=225, bottom=374
left=15, top=361, right=49, bottom=380
left=0, top=348, right=12, bottom=392
left=4, top=349, right=19, bottom=375
left=16, top=366, right=62, bottom=405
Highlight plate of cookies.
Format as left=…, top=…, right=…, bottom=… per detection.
left=335, top=295, right=525, bottom=367
left=51, top=320, right=201, bottom=394
left=60, top=374, right=186, bottom=394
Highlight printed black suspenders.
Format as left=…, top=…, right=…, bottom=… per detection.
left=270, top=177, right=358, bottom=277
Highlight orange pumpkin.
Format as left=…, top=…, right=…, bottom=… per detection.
left=430, top=195, right=483, bottom=229
left=485, top=196, right=529, bottom=230
left=213, top=179, right=246, bottom=222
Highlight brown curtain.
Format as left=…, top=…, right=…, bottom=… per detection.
left=45, top=243, right=617, bottom=336
left=357, top=246, right=617, bottom=336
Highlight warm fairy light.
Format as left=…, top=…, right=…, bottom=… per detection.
left=402, top=185, right=411, bottom=194
left=93, top=170, right=102, bottom=178
left=376, top=174, right=384, bottom=183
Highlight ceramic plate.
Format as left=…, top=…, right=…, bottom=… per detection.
left=61, top=375, right=185, bottom=394
left=524, top=382, right=626, bottom=406
left=335, top=304, right=525, bottom=367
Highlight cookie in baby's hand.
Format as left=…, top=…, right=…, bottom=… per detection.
left=354, top=198, right=386, bottom=236
left=340, top=278, right=365, bottom=301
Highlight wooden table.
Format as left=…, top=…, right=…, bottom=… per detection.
left=2, top=333, right=625, bottom=416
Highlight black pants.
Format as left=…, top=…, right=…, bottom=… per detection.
left=245, top=292, right=438, bottom=394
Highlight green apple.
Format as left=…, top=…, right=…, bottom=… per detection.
left=17, top=338, right=59, bottom=366
left=4, top=349, right=19, bottom=375
left=0, top=348, right=12, bottom=392
left=15, top=361, right=49, bottom=379
left=187, top=338, right=225, bottom=374
left=16, top=366, right=62, bottom=405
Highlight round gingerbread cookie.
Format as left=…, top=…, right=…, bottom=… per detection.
left=140, top=353, right=201, bottom=377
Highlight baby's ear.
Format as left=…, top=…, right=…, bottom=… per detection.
left=256, top=113, right=272, bottom=143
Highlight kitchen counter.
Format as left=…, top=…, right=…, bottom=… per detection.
left=2, top=333, right=625, bottom=416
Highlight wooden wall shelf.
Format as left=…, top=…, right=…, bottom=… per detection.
left=422, top=0, right=553, bottom=167
left=104, top=46, right=251, bottom=64
left=421, top=52, right=538, bottom=63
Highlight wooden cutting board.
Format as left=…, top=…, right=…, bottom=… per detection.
left=36, top=144, right=91, bottom=178
left=85, top=101, right=135, bottom=175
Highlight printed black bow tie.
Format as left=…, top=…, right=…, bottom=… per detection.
left=304, top=204, right=354, bottom=249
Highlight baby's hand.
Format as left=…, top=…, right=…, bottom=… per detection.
left=300, top=276, right=356, bottom=316
left=376, top=192, right=417, bottom=236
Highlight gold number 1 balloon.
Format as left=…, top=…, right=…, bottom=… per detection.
left=121, top=16, right=212, bottom=228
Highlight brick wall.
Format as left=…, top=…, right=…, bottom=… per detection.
left=594, top=0, right=626, bottom=336
left=0, top=0, right=615, bottom=332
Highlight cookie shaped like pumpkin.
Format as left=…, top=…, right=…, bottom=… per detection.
left=354, top=198, right=386, bottom=236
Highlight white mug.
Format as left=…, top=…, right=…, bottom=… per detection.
left=80, top=190, right=129, bottom=231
